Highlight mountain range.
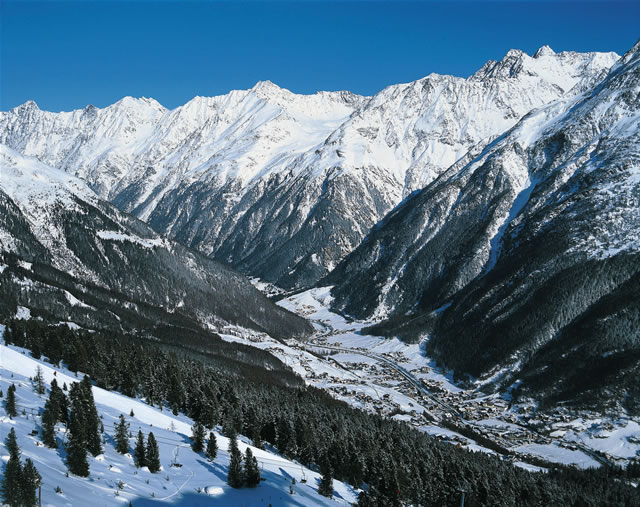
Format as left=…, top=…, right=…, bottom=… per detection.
left=0, top=145, right=311, bottom=349
left=0, top=46, right=618, bottom=289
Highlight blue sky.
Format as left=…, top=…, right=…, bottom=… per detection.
left=1, top=1, right=638, bottom=111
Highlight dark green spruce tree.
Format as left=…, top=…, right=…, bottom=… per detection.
left=205, top=432, right=218, bottom=461
left=114, top=414, right=130, bottom=454
left=50, top=378, right=69, bottom=425
left=80, top=376, right=102, bottom=456
left=146, top=432, right=161, bottom=473
left=5, top=383, right=17, bottom=418
left=5, top=426, right=19, bottom=458
left=244, top=447, right=261, bottom=487
left=1, top=428, right=23, bottom=507
left=134, top=430, right=147, bottom=468
left=41, top=378, right=66, bottom=448
left=67, top=382, right=90, bottom=477
left=227, top=437, right=244, bottom=488
left=20, top=458, right=41, bottom=507
left=41, top=399, right=58, bottom=448
left=318, top=453, right=334, bottom=498
left=191, top=421, right=206, bottom=453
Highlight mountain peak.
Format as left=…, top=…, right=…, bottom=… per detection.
left=13, top=100, right=39, bottom=112
left=251, top=80, right=284, bottom=93
left=470, top=49, right=527, bottom=81
left=534, top=45, right=556, bottom=58
left=505, top=48, right=526, bottom=59
left=111, top=95, right=165, bottom=111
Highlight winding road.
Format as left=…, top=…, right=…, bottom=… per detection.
left=306, top=340, right=611, bottom=468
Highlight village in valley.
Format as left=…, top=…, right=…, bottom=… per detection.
left=237, top=287, right=639, bottom=473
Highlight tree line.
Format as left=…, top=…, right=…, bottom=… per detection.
left=3, top=319, right=640, bottom=505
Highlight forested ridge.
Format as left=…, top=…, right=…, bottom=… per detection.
left=4, top=319, right=640, bottom=506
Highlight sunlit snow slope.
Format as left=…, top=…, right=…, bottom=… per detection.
left=0, top=337, right=356, bottom=505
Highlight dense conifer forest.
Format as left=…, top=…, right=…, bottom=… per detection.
left=4, top=319, right=640, bottom=506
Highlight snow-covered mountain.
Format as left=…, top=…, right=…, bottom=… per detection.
left=328, top=41, right=640, bottom=412
left=0, top=145, right=312, bottom=341
left=0, top=47, right=619, bottom=288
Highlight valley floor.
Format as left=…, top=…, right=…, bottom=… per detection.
left=235, top=286, right=638, bottom=471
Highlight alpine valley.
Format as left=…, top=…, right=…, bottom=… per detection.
left=1, top=40, right=640, bottom=507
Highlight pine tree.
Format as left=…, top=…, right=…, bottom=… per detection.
left=227, top=437, right=244, bottom=488
left=191, top=421, right=206, bottom=453
left=134, top=430, right=147, bottom=468
left=20, top=458, right=41, bottom=507
left=67, top=382, right=90, bottom=477
left=80, top=376, right=102, bottom=456
left=50, top=378, right=69, bottom=425
left=205, top=432, right=218, bottom=461
left=1, top=430, right=24, bottom=506
left=6, top=427, right=19, bottom=459
left=114, top=414, right=130, bottom=454
left=244, top=447, right=261, bottom=487
left=1, top=452, right=23, bottom=507
left=318, top=454, right=334, bottom=498
left=41, top=400, right=58, bottom=448
left=5, top=383, right=17, bottom=418
left=146, top=432, right=161, bottom=473
left=41, top=379, right=65, bottom=449
left=66, top=431, right=89, bottom=477
left=33, top=365, right=46, bottom=395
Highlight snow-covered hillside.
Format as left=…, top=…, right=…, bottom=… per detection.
left=328, top=40, right=640, bottom=413
left=0, top=336, right=357, bottom=506
left=0, top=145, right=312, bottom=341
left=0, top=48, right=618, bottom=288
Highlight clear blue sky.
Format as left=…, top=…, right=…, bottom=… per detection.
left=1, top=1, right=638, bottom=111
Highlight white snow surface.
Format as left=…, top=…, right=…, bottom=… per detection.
left=0, top=335, right=358, bottom=506
left=0, top=144, right=97, bottom=207
left=96, top=230, right=168, bottom=250
left=515, top=443, right=601, bottom=470
left=1, top=50, right=617, bottom=204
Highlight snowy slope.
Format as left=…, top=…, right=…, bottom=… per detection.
left=328, top=41, right=640, bottom=412
left=0, top=337, right=357, bottom=505
left=0, top=48, right=618, bottom=288
left=0, top=145, right=312, bottom=340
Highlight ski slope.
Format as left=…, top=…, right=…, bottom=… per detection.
left=0, top=331, right=358, bottom=506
